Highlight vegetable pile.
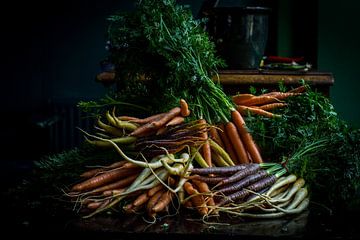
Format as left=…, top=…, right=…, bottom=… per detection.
left=30, top=0, right=359, bottom=226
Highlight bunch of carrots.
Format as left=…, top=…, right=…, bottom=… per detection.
left=207, top=109, right=264, bottom=165
left=67, top=93, right=309, bottom=221
left=232, top=85, right=306, bottom=118
left=183, top=165, right=309, bottom=219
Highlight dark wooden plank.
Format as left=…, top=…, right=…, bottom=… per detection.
left=215, top=70, right=334, bottom=86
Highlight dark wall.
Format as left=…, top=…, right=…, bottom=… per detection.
left=1, top=0, right=134, bottom=161
left=1, top=0, right=359, bottom=162
left=318, top=0, right=360, bottom=128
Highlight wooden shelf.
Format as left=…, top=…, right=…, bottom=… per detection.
left=215, top=70, right=334, bottom=95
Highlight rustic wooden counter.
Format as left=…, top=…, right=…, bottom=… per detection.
left=215, top=70, right=334, bottom=95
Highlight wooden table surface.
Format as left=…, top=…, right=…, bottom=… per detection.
left=215, top=70, right=334, bottom=95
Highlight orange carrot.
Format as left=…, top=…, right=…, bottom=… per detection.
left=237, top=105, right=281, bottom=118
left=231, top=110, right=263, bottom=164
left=87, top=199, right=111, bottom=210
left=180, top=99, right=191, bottom=117
left=183, top=182, right=208, bottom=216
left=225, top=121, right=249, bottom=164
left=238, top=96, right=282, bottom=106
left=133, top=192, right=150, bottom=207
left=80, top=161, right=128, bottom=178
left=152, top=191, right=174, bottom=213
left=90, top=173, right=139, bottom=195
left=129, top=121, right=157, bottom=137
left=71, top=168, right=140, bottom=192
left=87, top=201, right=102, bottom=210
left=147, top=184, right=164, bottom=197
left=199, top=119, right=212, bottom=167
left=218, top=124, right=238, bottom=164
left=152, top=107, right=181, bottom=128
left=103, top=188, right=125, bottom=197
left=129, top=113, right=166, bottom=124
left=287, top=85, right=306, bottom=93
left=257, top=103, right=287, bottom=111
left=81, top=161, right=138, bottom=178
left=232, top=93, right=255, bottom=105
left=192, top=180, right=215, bottom=207
left=269, top=92, right=302, bottom=100
left=166, top=116, right=185, bottom=127
left=209, top=126, right=224, bottom=148
left=146, top=189, right=166, bottom=216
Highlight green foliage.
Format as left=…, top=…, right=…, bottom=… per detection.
left=103, top=0, right=233, bottom=123
left=77, top=94, right=151, bottom=118
left=246, top=86, right=360, bottom=209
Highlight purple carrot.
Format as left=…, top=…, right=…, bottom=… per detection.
left=217, top=174, right=277, bottom=206
left=215, top=164, right=261, bottom=187
left=188, top=175, right=226, bottom=185
left=217, top=169, right=269, bottom=195
left=190, top=164, right=253, bottom=176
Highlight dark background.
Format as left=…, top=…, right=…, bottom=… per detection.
left=1, top=0, right=359, bottom=190
left=1, top=0, right=360, bottom=238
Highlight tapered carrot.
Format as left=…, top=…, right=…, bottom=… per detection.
left=238, top=96, right=282, bottom=106
left=192, top=180, right=215, bottom=207
left=199, top=119, right=212, bottom=167
left=218, top=124, right=238, bottom=164
left=87, top=199, right=110, bottom=210
left=129, top=113, right=166, bottom=124
left=225, top=121, right=249, bottom=164
left=147, top=184, right=164, bottom=197
left=152, top=107, right=181, bottom=128
left=129, top=121, right=157, bottom=137
left=147, top=189, right=166, bottom=216
left=287, top=85, right=306, bottom=93
left=257, top=103, right=287, bottom=111
left=80, top=161, right=127, bottom=178
left=180, top=99, right=191, bottom=117
left=102, top=188, right=125, bottom=197
left=237, top=105, right=281, bottom=118
left=71, top=167, right=140, bottom=192
left=232, top=93, right=255, bottom=105
left=231, top=110, right=263, bottom=164
left=166, top=116, right=185, bottom=127
left=133, top=192, right=150, bottom=207
left=183, top=182, right=208, bottom=215
left=269, top=92, right=302, bottom=100
left=152, top=191, right=174, bottom=213
left=209, top=126, right=224, bottom=148
left=89, top=173, right=139, bottom=195
left=87, top=201, right=103, bottom=210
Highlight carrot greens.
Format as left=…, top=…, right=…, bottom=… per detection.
left=94, top=0, right=233, bottom=123
left=245, top=85, right=360, bottom=210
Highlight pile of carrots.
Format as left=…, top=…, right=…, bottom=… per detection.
left=207, top=109, right=264, bottom=165
left=68, top=91, right=309, bottom=221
